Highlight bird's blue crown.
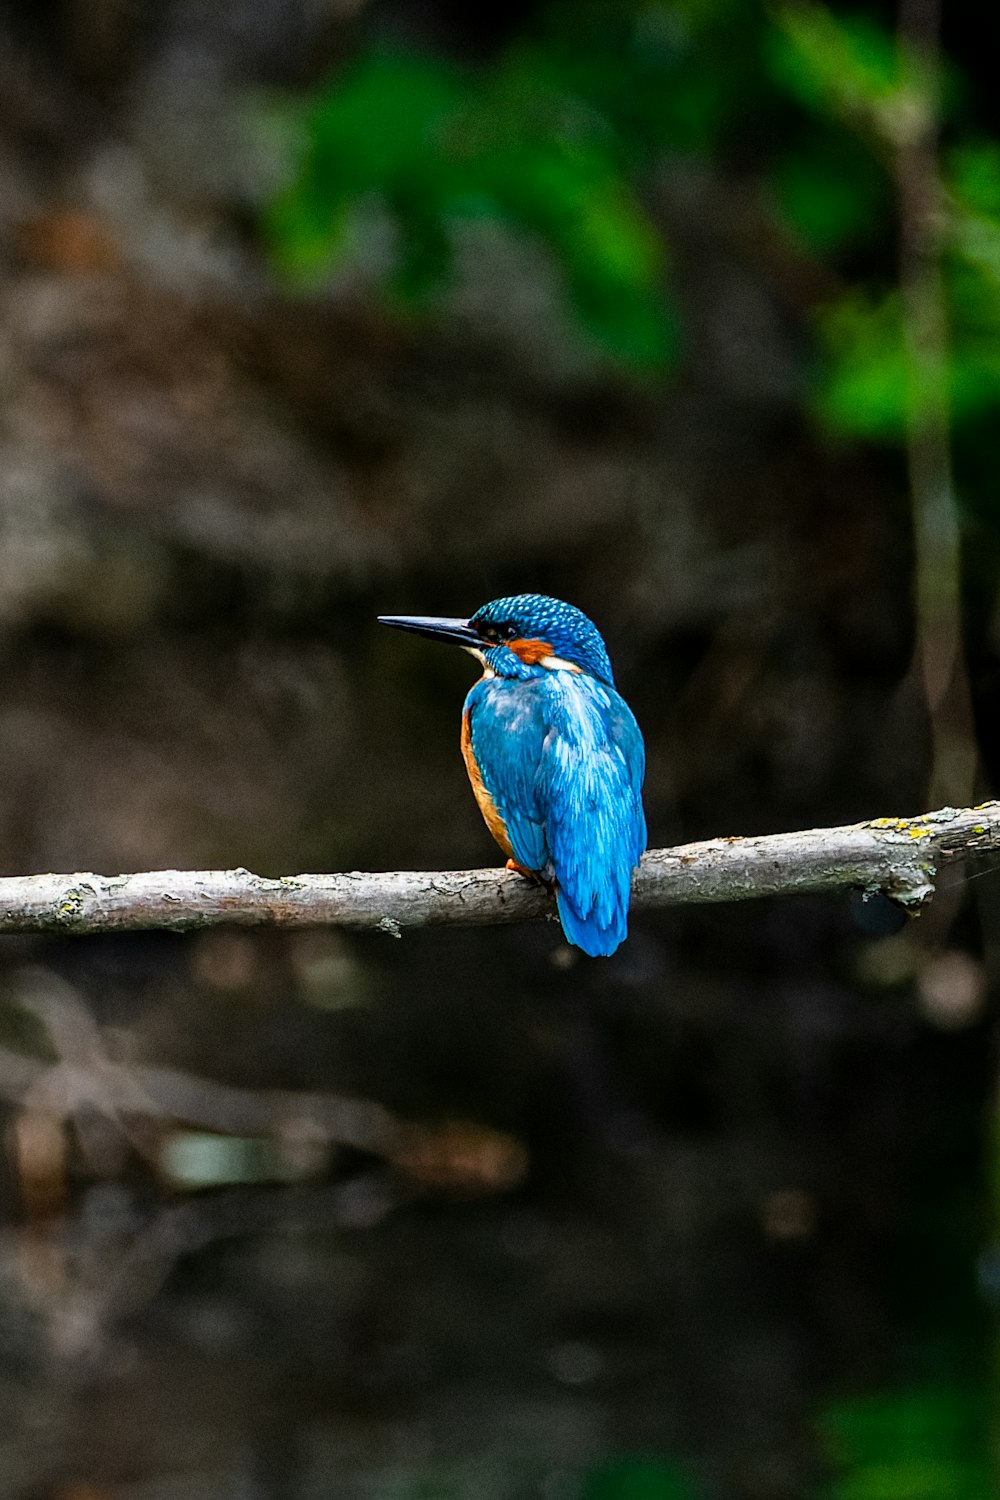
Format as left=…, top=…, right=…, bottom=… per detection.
left=470, top=594, right=615, bottom=685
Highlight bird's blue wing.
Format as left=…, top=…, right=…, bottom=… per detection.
left=465, top=676, right=550, bottom=873
left=538, top=675, right=646, bottom=956
left=467, top=673, right=646, bottom=956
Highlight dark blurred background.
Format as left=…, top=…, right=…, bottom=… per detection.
left=1, top=0, right=1000, bottom=1496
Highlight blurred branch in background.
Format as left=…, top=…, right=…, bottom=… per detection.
left=2, top=968, right=392, bottom=1154
left=772, top=0, right=993, bottom=809
left=0, top=802, right=996, bottom=935
left=1, top=968, right=528, bottom=1361
left=2, top=967, right=399, bottom=1359
left=895, top=0, right=977, bottom=811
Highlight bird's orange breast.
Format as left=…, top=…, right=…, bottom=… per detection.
left=461, top=706, right=513, bottom=858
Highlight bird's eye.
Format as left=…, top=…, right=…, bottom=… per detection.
left=479, top=621, right=518, bottom=645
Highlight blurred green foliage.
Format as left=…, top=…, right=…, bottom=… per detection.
left=769, top=131, right=887, bottom=254
left=769, top=4, right=1000, bottom=448
left=265, top=0, right=784, bottom=368
left=817, top=1384, right=991, bottom=1499
left=584, top=1455, right=700, bottom=1500
left=265, top=0, right=1000, bottom=441
left=266, top=27, right=680, bottom=368
left=767, top=5, right=932, bottom=138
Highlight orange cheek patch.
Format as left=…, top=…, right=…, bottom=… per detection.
left=509, top=638, right=554, bottom=665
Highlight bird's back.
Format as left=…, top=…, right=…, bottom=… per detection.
left=465, top=670, right=646, bottom=956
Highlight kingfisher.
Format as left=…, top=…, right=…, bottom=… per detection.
left=378, top=594, right=646, bottom=957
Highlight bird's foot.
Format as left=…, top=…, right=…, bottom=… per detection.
left=505, top=858, right=541, bottom=882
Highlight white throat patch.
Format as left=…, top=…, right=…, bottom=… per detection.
left=463, top=645, right=496, bottom=677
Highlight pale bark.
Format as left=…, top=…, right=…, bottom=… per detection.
left=0, top=802, right=996, bottom=936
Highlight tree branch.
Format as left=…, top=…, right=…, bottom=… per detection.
left=0, top=802, right=997, bottom=936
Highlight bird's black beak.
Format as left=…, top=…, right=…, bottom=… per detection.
left=377, top=614, right=484, bottom=649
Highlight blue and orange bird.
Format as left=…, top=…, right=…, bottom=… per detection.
left=378, top=594, right=646, bottom=956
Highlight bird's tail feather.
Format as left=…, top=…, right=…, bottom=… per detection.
left=556, top=886, right=628, bottom=958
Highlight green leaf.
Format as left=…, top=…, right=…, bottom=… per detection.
left=950, top=211, right=1000, bottom=296
left=818, top=1384, right=991, bottom=1500
left=514, top=0, right=767, bottom=157
left=265, top=184, right=352, bottom=278
left=304, top=51, right=468, bottom=193
left=813, top=284, right=1000, bottom=440
left=949, top=141, right=1000, bottom=219
left=813, top=290, right=913, bottom=438
left=466, top=111, right=676, bottom=365
left=584, top=1454, right=701, bottom=1500
left=264, top=50, right=466, bottom=279
left=948, top=144, right=1000, bottom=302
left=767, top=6, right=932, bottom=144
left=769, top=133, right=889, bottom=253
